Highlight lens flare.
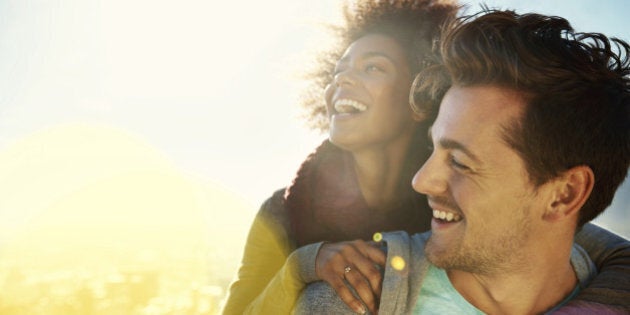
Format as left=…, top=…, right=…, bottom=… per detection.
left=391, top=255, right=406, bottom=271
left=372, top=232, right=383, bottom=242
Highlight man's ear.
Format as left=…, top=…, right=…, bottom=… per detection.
left=543, top=165, right=594, bottom=222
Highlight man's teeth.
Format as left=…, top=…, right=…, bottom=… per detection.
left=334, top=99, right=367, bottom=114
left=433, top=210, right=461, bottom=222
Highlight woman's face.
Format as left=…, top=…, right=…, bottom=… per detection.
left=325, top=33, right=416, bottom=152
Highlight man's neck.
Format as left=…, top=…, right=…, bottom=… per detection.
left=447, top=251, right=578, bottom=315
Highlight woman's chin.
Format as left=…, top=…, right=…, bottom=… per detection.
left=328, top=133, right=360, bottom=152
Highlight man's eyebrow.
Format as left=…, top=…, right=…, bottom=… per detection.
left=427, top=127, right=482, bottom=164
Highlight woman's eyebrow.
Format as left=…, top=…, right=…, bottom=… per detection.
left=338, top=51, right=396, bottom=65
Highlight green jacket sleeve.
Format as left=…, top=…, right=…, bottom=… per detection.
left=558, top=223, right=630, bottom=313
left=241, top=242, right=322, bottom=314
left=221, top=191, right=322, bottom=315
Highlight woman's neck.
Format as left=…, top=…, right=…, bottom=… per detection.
left=352, top=133, right=413, bottom=211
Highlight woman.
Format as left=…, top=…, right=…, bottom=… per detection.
left=222, top=1, right=630, bottom=314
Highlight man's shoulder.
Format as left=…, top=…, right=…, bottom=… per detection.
left=376, top=231, right=433, bottom=314
left=381, top=231, right=431, bottom=252
left=379, top=231, right=431, bottom=270
left=295, top=231, right=434, bottom=314
left=571, top=242, right=598, bottom=287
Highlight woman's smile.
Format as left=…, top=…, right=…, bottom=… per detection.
left=326, top=33, right=415, bottom=151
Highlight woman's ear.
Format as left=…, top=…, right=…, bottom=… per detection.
left=411, top=110, right=427, bottom=122
left=543, top=165, right=594, bottom=222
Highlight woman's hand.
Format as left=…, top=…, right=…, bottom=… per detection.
left=315, top=239, right=386, bottom=314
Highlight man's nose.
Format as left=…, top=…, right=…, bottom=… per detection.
left=412, top=153, right=448, bottom=196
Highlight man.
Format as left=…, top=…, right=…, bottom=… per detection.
left=295, top=9, right=630, bottom=314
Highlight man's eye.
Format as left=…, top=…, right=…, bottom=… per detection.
left=449, top=155, right=469, bottom=170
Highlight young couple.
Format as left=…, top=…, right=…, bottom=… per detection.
left=223, top=1, right=630, bottom=314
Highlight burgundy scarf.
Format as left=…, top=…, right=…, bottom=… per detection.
left=285, top=140, right=431, bottom=247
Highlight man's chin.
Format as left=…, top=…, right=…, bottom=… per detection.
left=424, top=237, right=454, bottom=269
left=424, top=235, right=472, bottom=271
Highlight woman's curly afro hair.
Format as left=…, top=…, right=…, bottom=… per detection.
left=299, top=0, right=458, bottom=131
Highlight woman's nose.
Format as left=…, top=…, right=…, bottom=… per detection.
left=333, top=69, right=357, bottom=87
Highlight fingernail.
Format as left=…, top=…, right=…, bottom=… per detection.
left=355, top=305, right=366, bottom=314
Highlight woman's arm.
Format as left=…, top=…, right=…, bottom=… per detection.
left=557, top=223, right=630, bottom=313
left=241, top=241, right=323, bottom=314
left=221, top=191, right=321, bottom=314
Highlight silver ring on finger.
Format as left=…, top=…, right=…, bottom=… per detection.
left=343, top=266, right=352, bottom=280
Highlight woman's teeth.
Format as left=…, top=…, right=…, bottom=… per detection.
left=433, top=210, right=462, bottom=222
left=334, top=99, right=367, bottom=114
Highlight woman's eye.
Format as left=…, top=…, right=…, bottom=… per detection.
left=365, top=64, right=382, bottom=72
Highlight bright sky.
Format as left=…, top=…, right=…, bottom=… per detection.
left=0, top=0, right=628, bottom=252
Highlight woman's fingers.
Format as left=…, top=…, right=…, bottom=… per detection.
left=315, top=240, right=386, bottom=314
left=344, top=241, right=384, bottom=309
left=329, top=272, right=368, bottom=314
left=343, top=264, right=377, bottom=313
left=317, top=259, right=368, bottom=314
left=365, top=241, right=387, bottom=266
left=357, top=242, right=386, bottom=297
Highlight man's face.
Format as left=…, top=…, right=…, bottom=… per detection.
left=412, top=85, right=550, bottom=274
